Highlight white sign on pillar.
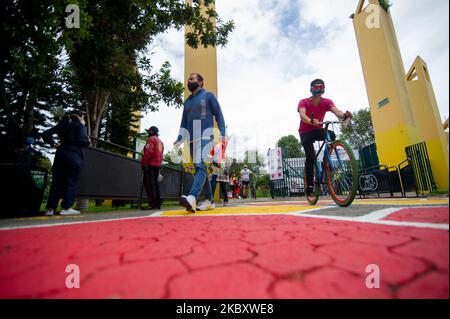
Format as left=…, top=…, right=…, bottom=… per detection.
left=268, top=147, right=284, bottom=181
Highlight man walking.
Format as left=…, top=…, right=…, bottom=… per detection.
left=240, top=165, right=256, bottom=199
left=141, top=126, right=164, bottom=210
left=174, top=73, right=226, bottom=213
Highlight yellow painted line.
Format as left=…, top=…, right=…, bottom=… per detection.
left=353, top=199, right=449, bottom=206
left=162, top=205, right=327, bottom=217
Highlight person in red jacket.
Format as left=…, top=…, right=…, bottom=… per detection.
left=141, top=126, right=164, bottom=210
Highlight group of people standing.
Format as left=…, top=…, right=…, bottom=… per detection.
left=40, top=71, right=352, bottom=216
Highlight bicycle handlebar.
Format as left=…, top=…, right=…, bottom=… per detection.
left=322, top=120, right=351, bottom=125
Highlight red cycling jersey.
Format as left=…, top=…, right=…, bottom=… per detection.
left=298, top=97, right=335, bottom=134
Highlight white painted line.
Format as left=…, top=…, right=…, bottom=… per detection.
left=371, top=220, right=449, bottom=230
left=149, top=211, right=164, bottom=217
left=353, top=208, right=401, bottom=222
left=288, top=210, right=449, bottom=230
left=0, top=215, right=155, bottom=231
left=288, top=207, right=401, bottom=222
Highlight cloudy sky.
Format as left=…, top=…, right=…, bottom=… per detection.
left=142, top=0, right=449, bottom=161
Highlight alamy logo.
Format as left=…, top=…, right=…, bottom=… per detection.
left=65, top=264, right=80, bottom=289
left=365, top=264, right=381, bottom=289
left=365, top=4, right=381, bottom=29
left=66, top=4, right=80, bottom=29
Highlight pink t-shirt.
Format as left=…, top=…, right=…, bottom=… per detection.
left=298, top=97, right=335, bottom=134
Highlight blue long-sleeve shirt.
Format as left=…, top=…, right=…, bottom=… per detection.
left=176, top=89, right=226, bottom=143
left=42, top=118, right=88, bottom=157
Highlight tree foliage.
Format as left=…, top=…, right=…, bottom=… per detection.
left=276, top=135, right=304, bottom=158
left=1, top=0, right=235, bottom=162
left=339, top=108, right=375, bottom=149
left=379, top=0, right=392, bottom=12
left=62, top=0, right=235, bottom=140
left=228, top=150, right=265, bottom=180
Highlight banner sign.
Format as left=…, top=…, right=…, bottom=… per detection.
left=268, top=147, right=284, bottom=181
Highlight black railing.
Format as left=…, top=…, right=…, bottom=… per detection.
left=358, top=164, right=393, bottom=197
left=398, top=158, right=419, bottom=197
left=38, top=137, right=190, bottom=209
left=0, top=164, right=49, bottom=216
left=405, top=142, right=437, bottom=194
left=269, top=148, right=306, bottom=199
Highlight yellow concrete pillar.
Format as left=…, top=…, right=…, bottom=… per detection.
left=184, top=0, right=221, bottom=201
left=406, top=57, right=449, bottom=190
left=353, top=0, right=420, bottom=167
left=184, top=1, right=218, bottom=99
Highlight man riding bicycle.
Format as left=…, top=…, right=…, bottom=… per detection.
left=298, top=79, right=353, bottom=197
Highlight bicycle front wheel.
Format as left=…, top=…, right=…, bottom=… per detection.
left=325, top=140, right=359, bottom=207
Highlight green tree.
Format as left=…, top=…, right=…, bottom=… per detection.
left=62, top=0, right=235, bottom=141
left=276, top=135, right=304, bottom=158
left=379, top=0, right=392, bottom=11
left=255, top=174, right=270, bottom=197
left=0, top=0, right=89, bottom=159
left=229, top=150, right=265, bottom=179
left=1, top=0, right=234, bottom=156
left=339, top=108, right=375, bottom=149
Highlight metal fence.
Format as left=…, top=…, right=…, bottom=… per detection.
left=269, top=148, right=307, bottom=198
left=0, top=164, right=49, bottom=216
left=405, top=142, right=437, bottom=194
left=84, top=138, right=202, bottom=205
left=358, top=164, right=403, bottom=198
left=271, top=144, right=421, bottom=199
left=359, top=143, right=380, bottom=171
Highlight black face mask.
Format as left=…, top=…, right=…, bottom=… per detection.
left=188, top=82, right=200, bottom=92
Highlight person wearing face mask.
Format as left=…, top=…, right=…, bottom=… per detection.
left=174, top=73, right=226, bottom=213
left=141, top=126, right=164, bottom=210
left=41, top=110, right=89, bottom=216
left=298, top=79, right=353, bottom=197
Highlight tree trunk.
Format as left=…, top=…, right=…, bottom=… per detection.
left=86, top=89, right=110, bottom=146
left=23, top=84, right=39, bottom=136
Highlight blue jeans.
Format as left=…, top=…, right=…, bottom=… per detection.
left=211, top=175, right=229, bottom=204
left=188, top=141, right=213, bottom=201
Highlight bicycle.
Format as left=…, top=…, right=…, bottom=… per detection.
left=303, top=121, right=359, bottom=207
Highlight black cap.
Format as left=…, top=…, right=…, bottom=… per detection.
left=146, top=126, right=159, bottom=135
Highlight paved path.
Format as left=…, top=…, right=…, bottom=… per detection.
left=0, top=198, right=448, bottom=299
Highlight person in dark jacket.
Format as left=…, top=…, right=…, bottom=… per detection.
left=41, top=110, right=89, bottom=216
left=141, top=126, right=164, bottom=210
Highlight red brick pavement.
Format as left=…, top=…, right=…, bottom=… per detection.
left=383, top=207, right=449, bottom=224
left=0, top=213, right=448, bottom=299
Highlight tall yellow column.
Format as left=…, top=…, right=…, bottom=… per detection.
left=353, top=0, right=420, bottom=167
left=184, top=0, right=221, bottom=201
left=184, top=0, right=218, bottom=99
left=406, top=57, right=449, bottom=190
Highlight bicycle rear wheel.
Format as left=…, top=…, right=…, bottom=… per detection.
left=325, top=140, right=358, bottom=207
left=304, top=165, right=320, bottom=206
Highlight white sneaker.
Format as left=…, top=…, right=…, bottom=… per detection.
left=44, top=209, right=54, bottom=216
left=60, top=208, right=81, bottom=216
left=179, top=195, right=196, bottom=213
left=197, top=200, right=215, bottom=211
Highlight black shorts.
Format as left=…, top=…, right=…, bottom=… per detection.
left=242, top=181, right=250, bottom=186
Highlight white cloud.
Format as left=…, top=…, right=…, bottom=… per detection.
left=141, top=0, right=449, bottom=162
